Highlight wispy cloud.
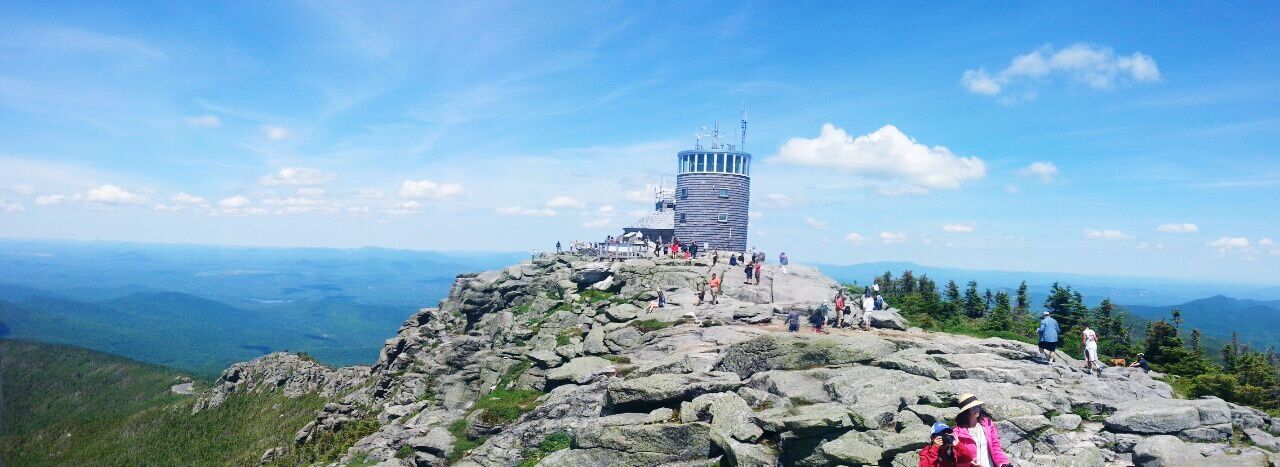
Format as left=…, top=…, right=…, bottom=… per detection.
left=941, top=223, right=975, bottom=233
left=1156, top=223, right=1199, bottom=233
left=1083, top=229, right=1133, bottom=240
left=963, top=43, right=1159, bottom=102
left=1018, top=161, right=1059, bottom=182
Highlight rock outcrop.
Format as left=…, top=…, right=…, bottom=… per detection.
left=200, top=254, right=1280, bottom=466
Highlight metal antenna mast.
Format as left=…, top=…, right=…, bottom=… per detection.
left=739, top=107, right=748, bottom=151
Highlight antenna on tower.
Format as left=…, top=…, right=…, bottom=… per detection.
left=739, top=106, right=748, bottom=151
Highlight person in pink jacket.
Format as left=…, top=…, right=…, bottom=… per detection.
left=951, top=394, right=1013, bottom=467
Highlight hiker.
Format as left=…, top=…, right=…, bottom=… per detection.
left=779, top=252, right=789, bottom=275
left=555, top=241, right=561, bottom=253
left=872, top=281, right=880, bottom=294
left=689, top=242, right=699, bottom=258
left=1082, top=324, right=1101, bottom=375
left=743, top=260, right=754, bottom=284
left=711, top=248, right=719, bottom=267
left=753, top=260, right=762, bottom=285
left=695, top=281, right=706, bottom=306
left=873, top=293, right=885, bottom=311
left=708, top=273, right=721, bottom=305
left=653, top=242, right=661, bottom=258
left=657, top=290, right=666, bottom=308
left=833, top=292, right=847, bottom=328
left=729, top=254, right=738, bottom=267
left=1129, top=353, right=1150, bottom=373
left=787, top=308, right=801, bottom=332
left=809, top=305, right=828, bottom=333
left=952, top=394, right=1014, bottom=467
left=1038, top=311, right=1061, bottom=364
left=918, top=421, right=968, bottom=467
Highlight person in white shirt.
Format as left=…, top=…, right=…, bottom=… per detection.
left=1082, top=325, right=1101, bottom=376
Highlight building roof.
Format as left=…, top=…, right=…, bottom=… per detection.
left=626, top=209, right=674, bottom=230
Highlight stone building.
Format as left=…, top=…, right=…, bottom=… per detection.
left=673, top=146, right=751, bottom=251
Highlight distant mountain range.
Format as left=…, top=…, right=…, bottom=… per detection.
left=1122, top=295, right=1280, bottom=350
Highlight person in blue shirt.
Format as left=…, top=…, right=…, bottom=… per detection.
left=1037, top=311, right=1061, bottom=364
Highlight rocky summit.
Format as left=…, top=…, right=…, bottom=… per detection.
left=199, top=254, right=1280, bottom=466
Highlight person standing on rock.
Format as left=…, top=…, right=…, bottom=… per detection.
left=833, top=291, right=847, bottom=328
left=787, top=308, right=800, bottom=332
left=729, top=253, right=738, bottom=267
left=711, top=248, right=719, bottom=268
left=779, top=252, right=789, bottom=275
left=744, top=260, right=754, bottom=284
left=809, top=304, right=828, bottom=333
left=555, top=241, right=561, bottom=253
left=952, top=394, right=1013, bottom=467
left=1038, top=311, right=1061, bottom=364
left=696, top=280, right=706, bottom=306
left=708, top=273, right=721, bottom=305
left=1082, top=324, right=1101, bottom=376
left=753, top=260, right=762, bottom=285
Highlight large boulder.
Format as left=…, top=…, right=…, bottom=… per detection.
left=753, top=402, right=858, bottom=436
left=714, top=334, right=896, bottom=378
left=819, top=430, right=882, bottom=465
left=607, top=372, right=743, bottom=409
left=1104, top=398, right=1229, bottom=434
left=545, top=357, right=615, bottom=386
left=680, top=392, right=762, bottom=442
left=570, top=265, right=612, bottom=287
left=573, top=422, right=715, bottom=460
left=865, top=307, right=908, bottom=330
left=1131, top=435, right=1201, bottom=466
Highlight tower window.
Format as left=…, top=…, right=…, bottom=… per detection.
left=718, top=189, right=729, bottom=198
left=718, top=213, right=729, bottom=222
left=677, top=212, right=686, bottom=223
left=679, top=188, right=688, bottom=199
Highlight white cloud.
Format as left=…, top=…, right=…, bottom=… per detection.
left=775, top=124, right=986, bottom=193
left=880, top=231, right=908, bottom=244
left=581, top=218, right=610, bottom=228
left=1004, top=185, right=1020, bottom=194
left=1261, top=238, right=1276, bottom=247
left=1018, top=161, right=1060, bottom=182
left=297, top=187, right=325, bottom=197
left=761, top=193, right=792, bottom=208
left=804, top=217, right=828, bottom=229
left=12, top=184, right=34, bottom=195
left=170, top=192, right=205, bottom=204
left=84, top=184, right=147, bottom=205
left=495, top=206, right=557, bottom=217
left=942, top=223, right=975, bottom=233
left=1083, top=229, right=1133, bottom=240
left=625, top=184, right=667, bottom=204
left=259, top=168, right=337, bottom=186
left=844, top=232, right=865, bottom=244
left=963, top=43, right=1160, bottom=100
left=184, top=115, right=221, bottom=128
left=398, top=179, right=463, bottom=200
left=387, top=201, right=423, bottom=215
left=34, top=194, right=66, bottom=205
left=261, top=125, right=292, bottom=141
left=1156, top=222, right=1199, bottom=233
left=748, top=211, right=763, bottom=220
left=353, top=189, right=384, bottom=199
left=218, top=195, right=250, bottom=209
left=595, top=205, right=616, bottom=217
left=546, top=196, right=586, bottom=210
left=1209, top=237, right=1249, bottom=249
left=1, top=202, right=25, bottom=213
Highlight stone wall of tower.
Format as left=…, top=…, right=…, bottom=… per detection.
left=674, top=173, right=750, bottom=251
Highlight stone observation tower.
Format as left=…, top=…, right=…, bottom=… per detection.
left=674, top=116, right=751, bottom=251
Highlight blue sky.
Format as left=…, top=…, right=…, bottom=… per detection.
left=1, top=1, right=1278, bottom=283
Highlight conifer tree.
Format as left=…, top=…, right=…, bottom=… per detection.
left=963, top=280, right=984, bottom=318
left=900, top=270, right=915, bottom=294
left=1015, top=281, right=1030, bottom=315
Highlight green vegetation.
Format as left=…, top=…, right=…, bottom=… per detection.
left=0, top=339, right=191, bottom=437
left=474, top=390, right=544, bottom=424
left=516, top=432, right=572, bottom=467
left=555, top=327, right=580, bottom=346
left=396, top=444, right=415, bottom=459
left=512, top=304, right=533, bottom=314
left=631, top=319, right=674, bottom=332
left=496, top=360, right=532, bottom=391
left=277, top=416, right=381, bottom=465
left=866, top=269, right=1280, bottom=415
left=447, top=419, right=483, bottom=463
left=601, top=354, right=631, bottom=364
left=578, top=289, right=616, bottom=303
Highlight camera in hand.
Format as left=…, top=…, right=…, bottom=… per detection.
left=941, top=433, right=956, bottom=445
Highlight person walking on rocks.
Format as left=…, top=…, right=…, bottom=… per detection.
left=711, top=248, right=719, bottom=268
left=743, top=260, right=754, bottom=284
left=779, top=252, right=789, bottom=275
left=695, top=280, right=706, bottom=306
left=753, top=260, right=762, bottom=285
left=809, top=304, right=828, bottom=333
left=708, top=273, right=721, bottom=305
left=833, top=291, right=847, bottom=328
left=952, top=394, right=1013, bottom=467
left=787, top=308, right=800, bottom=332
left=1038, top=311, right=1061, bottom=364
left=1082, top=324, right=1101, bottom=376
left=555, top=241, right=561, bottom=253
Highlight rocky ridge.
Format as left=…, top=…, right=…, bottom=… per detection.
left=199, top=253, right=1280, bottom=466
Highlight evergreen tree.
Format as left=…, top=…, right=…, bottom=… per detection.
left=1171, top=308, right=1183, bottom=330
left=962, top=280, right=984, bottom=319
left=983, top=289, right=994, bottom=314
left=880, top=271, right=894, bottom=294
left=1190, top=329, right=1202, bottom=354
left=917, top=275, right=937, bottom=301
left=944, top=280, right=961, bottom=304
left=984, top=291, right=1013, bottom=333
left=900, top=270, right=915, bottom=294
left=1015, top=281, right=1030, bottom=315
